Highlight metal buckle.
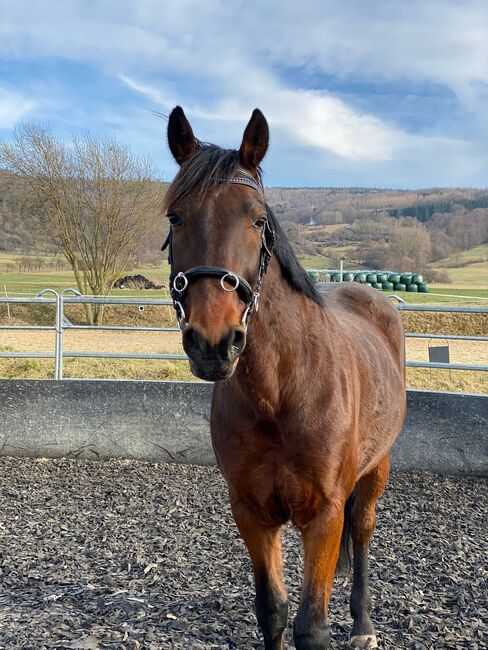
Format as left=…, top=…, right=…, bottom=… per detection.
left=173, top=272, right=188, bottom=293
left=220, top=272, right=240, bottom=292
left=174, top=301, right=187, bottom=332
left=253, top=291, right=260, bottom=312
left=241, top=304, right=251, bottom=330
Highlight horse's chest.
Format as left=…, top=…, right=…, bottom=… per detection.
left=231, top=450, right=330, bottom=529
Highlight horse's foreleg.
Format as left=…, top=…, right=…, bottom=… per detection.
left=349, top=455, right=390, bottom=649
left=231, top=500, right=288, bottom=650
left=293, top=505, right=344, bottom=650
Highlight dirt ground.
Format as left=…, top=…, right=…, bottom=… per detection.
left=0, top=458, right=486, bottom=649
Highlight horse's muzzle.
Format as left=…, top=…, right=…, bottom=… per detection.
left=182, top=326, right=246, bottom=381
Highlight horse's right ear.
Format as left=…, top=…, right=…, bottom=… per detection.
left=167, top=106, right=197, bottom=165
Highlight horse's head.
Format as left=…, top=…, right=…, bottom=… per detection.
left=163, top=106, right=275, bottom=381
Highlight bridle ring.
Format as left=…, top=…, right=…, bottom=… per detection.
left=173, top=272, right=188, bottom=293
left=221, top=272, right=240, bottom=292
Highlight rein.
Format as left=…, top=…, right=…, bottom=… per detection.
left=161, top=169, right=276, bottom=331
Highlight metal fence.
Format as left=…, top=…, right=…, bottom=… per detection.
left=0, top=289, right=487, bottom=380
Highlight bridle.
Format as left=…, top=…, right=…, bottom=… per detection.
left=161, top=168, right=277, bottom=332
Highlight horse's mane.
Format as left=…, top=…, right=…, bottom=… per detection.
left=165, top=143, right=323, bottom=307
left=264, top=204, right=323, bottom=306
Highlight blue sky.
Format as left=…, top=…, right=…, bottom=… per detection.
left=0, top=0, right=487, bottom=188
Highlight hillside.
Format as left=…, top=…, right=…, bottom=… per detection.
left=1, top=175, right=487, bottom=280
left=429, top=244, right=488, bottom=287
left=265, top=186, right=488, bottom=226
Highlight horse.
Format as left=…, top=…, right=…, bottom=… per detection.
left=162, top=106, right=406, bottom=650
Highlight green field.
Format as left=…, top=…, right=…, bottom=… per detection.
left=1, top=245, right=487, bottom=306
left=432, top=244, right=488, bottom=266
left=429, top=244, right=488, bottom=287
left=1, top=267, right=487, bottom=306
left=297, top=253, right=335, bottom=268
left=0, top=257, right=171, bottom=298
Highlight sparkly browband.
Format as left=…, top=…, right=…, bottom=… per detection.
left=228, top=175, right=263, bottom=194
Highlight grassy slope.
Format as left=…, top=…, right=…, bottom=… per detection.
left=2, top=244, right=488, bottom=296
left=431, top=243, right=488, bottom=265
left=429, top=244, right=488, bottom=287
left=0, top=264, right=170, bottom=297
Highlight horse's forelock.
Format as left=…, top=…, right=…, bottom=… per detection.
left=164, top=144, right=246, bottom=209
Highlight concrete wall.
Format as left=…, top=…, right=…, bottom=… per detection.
left=0, top=380, right=486, bottom=476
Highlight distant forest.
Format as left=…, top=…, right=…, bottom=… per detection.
left=265, top=186, right=488, bottom=278
left=1, top=173, right=487, bottom=279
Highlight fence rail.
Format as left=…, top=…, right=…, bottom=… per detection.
left=0, top=289, right=487, bottom=380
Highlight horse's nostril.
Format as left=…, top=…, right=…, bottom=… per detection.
left=231, top=329, right=246, bottom=355
left=183, top=327, right=206, bottom=354
left=184, top=326, right=246, bottom=361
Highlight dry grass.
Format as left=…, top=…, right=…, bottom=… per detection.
left=402, top=311, right=487, bottom=337
left=406, top=368, right=487, bottom=394
left=1, top=324, right=486, bottom=393
left=0, top=302, right=178, bottom=328
left=1, top=293, right=486, bottom=392
left=406, top=338, right=487, bottom=394
left=0, top=328, right=193, bottom=381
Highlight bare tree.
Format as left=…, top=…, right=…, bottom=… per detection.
left=0, top=123, right=162, bottom=323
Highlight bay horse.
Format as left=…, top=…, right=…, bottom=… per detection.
left=162, top=106, right=406, bottom=649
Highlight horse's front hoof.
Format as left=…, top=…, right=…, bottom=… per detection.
left=350, top=634, right=378, bottom=648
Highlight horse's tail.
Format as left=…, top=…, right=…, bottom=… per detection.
left=335, top=488, right=356, bottom=576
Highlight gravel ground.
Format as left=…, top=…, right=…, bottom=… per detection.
left=0, top=458, right=486, bottom=650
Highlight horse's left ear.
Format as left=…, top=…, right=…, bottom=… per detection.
left=239, top=109, right=269, bottom=172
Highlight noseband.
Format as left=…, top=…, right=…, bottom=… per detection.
left=161, top=169, right=276, bottom=331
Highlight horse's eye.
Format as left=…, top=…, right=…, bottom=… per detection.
left=167, top=212, right=182, bottom=226
left=253, top=217, right=267, bottom=230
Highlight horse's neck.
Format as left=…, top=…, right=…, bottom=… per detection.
left=233, top=259, right=325, bottom=409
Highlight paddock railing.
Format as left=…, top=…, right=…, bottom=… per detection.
left=0, top=289, right=487, bottom=380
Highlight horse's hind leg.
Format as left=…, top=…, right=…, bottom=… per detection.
left=231, top=499, right=288, bottom=650
left=349, top=455, right=390, bottom=649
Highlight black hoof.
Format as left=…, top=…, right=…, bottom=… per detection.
left=293, top=619, right=331, bottom=650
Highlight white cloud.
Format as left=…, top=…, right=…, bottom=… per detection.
left=0, top=0, right=486, bottom=184
left=1, top=1, right=486, bottom=96
left=118, top=75, right=174, bottom=110
left=0, top=86, right=35, bottom=128
left=254, top=1, right=488, bottom=99
left=120, top=71, right=466, bottom=164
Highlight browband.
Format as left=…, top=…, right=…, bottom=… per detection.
left=228, top=175, right=262, bottom=194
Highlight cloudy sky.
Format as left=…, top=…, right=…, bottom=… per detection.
left=0, top=0, right=487, bottom=188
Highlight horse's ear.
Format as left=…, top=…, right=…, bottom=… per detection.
left=167, top=106, right=198, bottom=165
left=239, top=108, right=269, bottom=172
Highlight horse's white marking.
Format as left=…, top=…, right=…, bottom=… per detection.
left=350, top=634, right=378, bottom=648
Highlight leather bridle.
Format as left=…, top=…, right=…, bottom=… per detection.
left=161, top=169, right=277, bottom=332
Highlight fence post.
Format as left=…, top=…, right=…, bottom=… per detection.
left=3, top=285, right=10, bottom=319
left=59, top=289, right=82, bottom=381
left=36, top=289, right=61, bottom=379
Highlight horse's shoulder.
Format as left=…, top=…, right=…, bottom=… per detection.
left=319, top=281, right=395, bottom=312
left=317, top=282, right=403, bottom=346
